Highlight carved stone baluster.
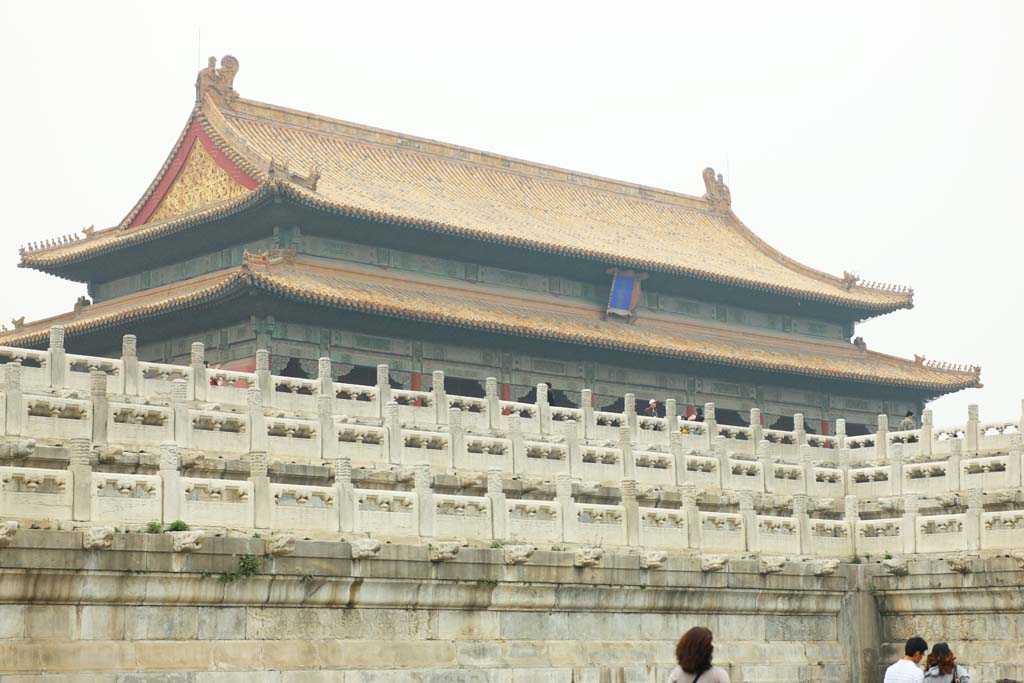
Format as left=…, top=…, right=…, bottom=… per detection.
left=4, top=362, right=23, bottom=437
left=121, top=334, right=138, bottom=396
left=623, top=393, right=637, bottom=441
left=793, top=413, right=806, bottom=447
left=247, top=387, right=267, bottom=454
left=920, top=409, right=933, bottom=457
left=448, top=408, right=464, bottom=470
left=835, top=418, right=847, bottom=450
left=48, top=325, right=66, bottom=390
left=256, top=349, right=271, bottom=406
left=758, top=440, right=774, bottom=494
left=334, top=455, right=354, bottom=533
left=704, top=402, right=718, bottom=450
left=792, top=493, right=810, bottom=556
left=485, top=377, right=499, bottom=432
left=966, top=488, right=983, bottom=552
left=876, top=414, right=889, bottom=460
left=432, top=371, right=447, bottom=425
left=619, top=425, right=634, bottom=479
left=844, top=494, right=860, bottom=556
left=966, top=404, right=979, bottom=455
left=172, top=379, right=191, bottom=449
left=414, top=462, right=433, bottom=538
left=536, top=383, right=551, bottom=436
left=738, top=490, right=756, bottom=553
left=69, top=436, right=92, bottom=522
left=621, top=478, right=639, bottom=546
left=160, top=441, right=182, bottom=525
left=385, top=401, right=401, bottom=465
left=190, top=342, right=207, bottom=402
left=509, top=414, right=525, bottom=476
left=750, top=408, right=763, bottom=446
left=581, top=388, right=595, bottom=441
left=90, top=370, right=108, bottom=446
left=679, top=482, right=700, bottom=550
left=555, top=473, right=574, bottom=543
left=901, top=493, right=919, bottom=555
left=376, top=365, right=391, bottom=418
left=487, top=468, right=506, bottom=541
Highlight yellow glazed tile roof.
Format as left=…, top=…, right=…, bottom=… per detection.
left=0, top=259, right=977, bottom=392
left=19, top=58, right=913, bottom=314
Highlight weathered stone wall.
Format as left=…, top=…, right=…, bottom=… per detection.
left=0, top=530, right=852, bottom=682
left=872, top=555, right=1024, bottom=683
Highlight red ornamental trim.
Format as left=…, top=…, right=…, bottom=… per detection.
left=129, top=120, right=260, bottom=227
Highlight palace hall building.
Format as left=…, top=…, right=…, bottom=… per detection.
left=5, top=56, right=979, bottom=436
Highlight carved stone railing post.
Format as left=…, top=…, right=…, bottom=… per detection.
left=555, top=473, right=574, bottom=543
left=4, top=362, right=23, bottom=437
left=385, top=401, right=402, bottom=465
left=966, top=488, right=983, bottom=551
left=920, top=409, right=933, bottom=457
left=966, top=404, right=979, bottom=455
left=738, top=490, right=756, bottom=553
left=844, top=494, right=859, bottom=555
left=172, top=379, right=191, bottom=449
left=376, top=365, right=391, bottom=418
left=256, top=350, right=272, bottom=405
left=317, top=357, right=333, bottom=397
left=621, top=479, right=640, bottom=546
left=711, top=436, right=728, bottom=489
left=1009, top=434, right=1023, bottom=488
left=448, top=407, right=466, bottom=470
left=190, top=342, right=207, bottom=402
left=90, top=370, right=108, bottom=446
left=1019, top=398, right=1024, bottom=441
left=317, top=394, right=334, bottom=461
left=792, top=493, right=810, bottom=556
left=619, top=425, right=635, bottom=479
left=68, top=436, right=92, bottom=522
left=704, top=402, right=718, bottom=450
left=665, top=398, right=678, bottom=444
left=121, top=334, right=138, bottom=396
left=48, top=325, right=66, bottom=390
left=876, top=414, right=889, bottom=460
left=623, top=393, right=637, bottom=440
left=414, top=462, right=433, bottom=538
left=509, top=414, right=525, bottom=476
left=581, top=389, right=596, bottom=441
left=487, top=468, right=507, bottom=541
left=561, top=420, right=579, bottom=478
left=798, top=444, right=813, bottom=496
left=249, top=449, right=270, bottom=529
left=334, top=455, right=354, bottom=533
left=432, top=371, right=447, bottom=425
left=758, top=440, right=774, bottom=494
left=793, top=413, right=806, bottom=447
left=247, top=388, right=267, bottom=454
left=837, top=448, right=852, bottom=496
left=485, top=377, right=499, bottom=431
left=889, top=443, right=905, bottom=496
left=670, top=430, right=685, bottom=486
left=835, top=418, right=847, bottom=449
left=159, top=441, right=182, bottom=525
left=947, top=439, right=962, bottom=491
left=679, top=482, right=700, bottom=549
left=750, top=408, right=763, bottom=445
left=901, top=493, right=918, bottom=555
left=536, top=383, right=551, bottom=435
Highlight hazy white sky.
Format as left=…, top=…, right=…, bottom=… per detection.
left=0, top=1, right=1020, bottom=425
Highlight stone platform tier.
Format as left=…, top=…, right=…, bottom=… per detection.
left=0, top=328, right=1021, bottom=561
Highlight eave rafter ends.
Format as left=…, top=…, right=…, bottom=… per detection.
left=18, top=54, right=914, bottom=316
left=0, top=260, right=978, bottom=394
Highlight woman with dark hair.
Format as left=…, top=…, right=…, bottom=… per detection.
left=923, top=643, right=970, bottom=683
left=669, top=626, right=730, bottom=682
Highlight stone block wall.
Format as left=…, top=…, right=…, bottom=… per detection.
left=872, top=556, right=1024, bottom=683
left=0, top=530, right=853, bottom=682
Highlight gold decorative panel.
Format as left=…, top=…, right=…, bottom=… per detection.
left=148, top=140, right=250, bottom=223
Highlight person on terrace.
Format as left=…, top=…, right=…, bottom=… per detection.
left=669, top=626, right=729, bottom=682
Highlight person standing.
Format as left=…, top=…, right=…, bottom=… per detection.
left=899, top=411, right=917, bottom=432
left=923, top=643, right=970, bottom=683
left=884, top=636, right=928, bottom=683
left=669, top=626, right=730, bottom=682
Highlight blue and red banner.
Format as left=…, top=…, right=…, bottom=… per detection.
left=606, top=269, right=647, bottom=321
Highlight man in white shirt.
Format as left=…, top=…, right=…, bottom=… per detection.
left=884, top=636, right=928, bottom=683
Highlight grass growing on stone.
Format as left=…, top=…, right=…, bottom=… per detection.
left=167, top=520, right=190, bottom=532
left=220, top=554, right=261, bottom=583
left=145, top=522, right=163, bottom=534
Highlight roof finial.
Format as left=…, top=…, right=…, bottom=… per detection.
left=702, top=167, right=731, bottom=211
left=196, top=55, right=240, bottom=104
